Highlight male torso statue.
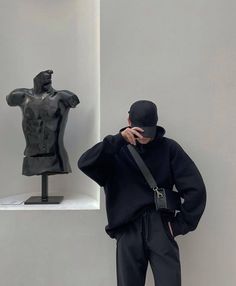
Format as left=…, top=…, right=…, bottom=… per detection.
left=6, top=70, right=80, bottom=176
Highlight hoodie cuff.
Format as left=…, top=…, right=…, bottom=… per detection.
left=170, top=220, right=183, bottom=237
left=103, top=132, right=128, bottom=153
left=113, top=132, right=128, bottom=151
left=170, top=218, right=191, bottom=237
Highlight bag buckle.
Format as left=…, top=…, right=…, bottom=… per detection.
left=152, top=186, right=165, bottom=198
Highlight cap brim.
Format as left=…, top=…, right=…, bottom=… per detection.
left=131, top=125, right=156, bottom=138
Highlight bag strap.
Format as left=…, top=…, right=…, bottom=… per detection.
left=127, top=144, right=164, bottom=198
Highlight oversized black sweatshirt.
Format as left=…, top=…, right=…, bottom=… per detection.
left=77, top=125, right=207, bottom=239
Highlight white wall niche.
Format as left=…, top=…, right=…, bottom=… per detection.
left=0, top=0, right=100, bottom=211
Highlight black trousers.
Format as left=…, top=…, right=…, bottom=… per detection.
left=115, top=206, right=181, bottom=286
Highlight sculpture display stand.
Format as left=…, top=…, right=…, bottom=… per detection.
left=24, top=174, right=63, bottom=204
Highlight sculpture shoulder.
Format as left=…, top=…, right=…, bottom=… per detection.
left=57, top=90, right=80, bottom=108
left=6, top=88, right=32, bottom=106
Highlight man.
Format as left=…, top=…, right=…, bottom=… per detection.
left=78, top=100, right=207, bottom=286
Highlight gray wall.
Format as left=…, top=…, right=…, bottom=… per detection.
left=0, top=0, right=235, bottom=285
left=101, top=0, right=236, bottom=285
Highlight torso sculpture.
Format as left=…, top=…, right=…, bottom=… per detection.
left=6, top=70, right=80, bottom=176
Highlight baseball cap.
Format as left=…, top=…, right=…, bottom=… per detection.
left=128, top=100, right=158, bottom=138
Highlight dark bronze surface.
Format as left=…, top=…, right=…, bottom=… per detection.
left=6, top=70, right=80, bottom=176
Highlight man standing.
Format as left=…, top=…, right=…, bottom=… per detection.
left=78, top=100, right=207, bottom=286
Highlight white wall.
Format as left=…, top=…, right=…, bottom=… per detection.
left=0, top=1, right=115, bottom=286
left=0, top=0, right=235, bottom=285
left=0, top=0, right=100, bottom=201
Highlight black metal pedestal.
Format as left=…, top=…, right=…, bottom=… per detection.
left=24, top=174, right=64, bottom=204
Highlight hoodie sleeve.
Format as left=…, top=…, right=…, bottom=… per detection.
left=77, top=132, right=128, bottom=187
left=169, top=140, right=207, bottom=237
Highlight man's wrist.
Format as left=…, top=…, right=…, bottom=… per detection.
left=103, top=132, right=128, bottom=153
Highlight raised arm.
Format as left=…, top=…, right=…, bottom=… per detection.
left=78, top=132, right=128, bottom=187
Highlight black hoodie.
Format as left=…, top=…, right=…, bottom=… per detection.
left=77, top=125, right=207, bottom=239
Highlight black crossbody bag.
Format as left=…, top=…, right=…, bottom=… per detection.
left=127, top=144, right=181, bottom=213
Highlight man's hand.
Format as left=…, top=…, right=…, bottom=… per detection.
left=168, top=221, right=174, bottom=237
left=121, top=127, right=144, bottom=145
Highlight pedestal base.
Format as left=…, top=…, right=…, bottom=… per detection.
left=24, top=196, right=64, bottom=205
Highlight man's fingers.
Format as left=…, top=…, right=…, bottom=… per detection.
left=121, top=129, right=135, bottom=144
left=129, top=128, right=144, bottom=139
left=127, top=132, right=136, bottom=145
left=122, top=127, right=144, bottom=144
left=126, top=130, right=140, bottom=142
left=131, top=127, right=144, bottom=132
left=168, top=221, right=174, bottom=237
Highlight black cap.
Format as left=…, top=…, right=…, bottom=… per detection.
left=128, top=100, right=158, bottom=138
